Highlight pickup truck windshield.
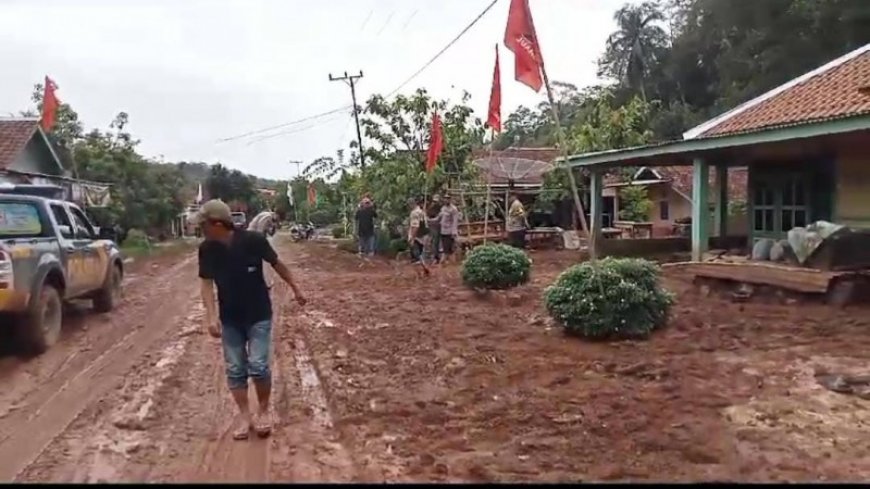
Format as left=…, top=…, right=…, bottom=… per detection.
left=0, top=201, right=44, bottom=238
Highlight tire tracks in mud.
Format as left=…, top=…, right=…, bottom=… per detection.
left=5, top=241, right=390, bottom=482
left=0, top=253, right=198, bottom=481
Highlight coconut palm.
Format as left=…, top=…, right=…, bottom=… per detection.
left=599, top=2, right=668, bottom=101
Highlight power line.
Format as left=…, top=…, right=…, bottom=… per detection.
left=216, top=105, right=351, bottom=143
left=386, top=0, right=500, bottom=97
left=377, top=10, right=396, bottom=36
left=360, top=9, right=373, bottom=32
left=402, top=9, right=419, bottom=31
left=243, top=111, right=348, bottom=145
left=213, top=0, right=500, bottom=148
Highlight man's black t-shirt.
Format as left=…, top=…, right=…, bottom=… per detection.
left=355, top=205, right=377, bottom=237
left=198, top=230, right=278, bottom=325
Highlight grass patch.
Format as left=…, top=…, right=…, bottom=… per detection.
left=121, top=239, right=195, bottom=260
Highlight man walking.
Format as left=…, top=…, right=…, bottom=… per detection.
left=507, top=192, right=529, bottom=249
left=355, top=194, right=377, bottom=258
left=247, top=210, right=278, bottom=288
left=196, top=199, right=307, bottom=441
left=437, top=194, right=461, bottom=264
left=408, top=197, right=431, bottom=277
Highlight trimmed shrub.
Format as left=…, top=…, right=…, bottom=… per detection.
left=461, top=244, right=531, bottom=291
left=335, top=238, right=357, bottom=254
left=331, top=225, right=346, bottom=239
left=387, top=238, right=409, bottom=257
left=543, top=257, right=673, bottom=340
left=124, top=229, right=150, bottom=250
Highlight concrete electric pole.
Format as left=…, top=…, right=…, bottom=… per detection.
left=328, top=71, right=366, bottom=168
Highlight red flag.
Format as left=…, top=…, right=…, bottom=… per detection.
left=307, top=182, right=317, bottom=206
left=487, top=45, right=502, bottom=133
left=504, top=0, right=544, bottom=92
left=425, top=111, right=443, bottom=174
left=40, top=76, right=60, bottom=133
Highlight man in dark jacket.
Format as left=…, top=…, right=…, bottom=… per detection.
left=355, top=194, right=377, bottom=257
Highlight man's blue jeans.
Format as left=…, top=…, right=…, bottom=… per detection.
left=358, top=234, right=376, bottom=256
left=221, top=319, right=272, bottom=390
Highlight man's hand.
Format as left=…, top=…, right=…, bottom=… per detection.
left=205, top=318, right=222, bottom=338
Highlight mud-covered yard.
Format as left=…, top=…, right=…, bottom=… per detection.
left=1, top=238, right=868, bottom=482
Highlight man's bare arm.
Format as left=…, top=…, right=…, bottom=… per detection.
left=200, top=279, right=220, bottom=336
left=271, top=259, right=305, bottom=301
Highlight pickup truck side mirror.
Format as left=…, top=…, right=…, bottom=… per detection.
left=58, top=225, right=73, bottom=239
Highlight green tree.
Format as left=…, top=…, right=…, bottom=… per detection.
left=618, top=185, right=654, bottom=222
left=537, top=92, right=655, bottom=209
left=306, top=88, right=485, bottom=232
left=598, top=2, right=669, bottom=101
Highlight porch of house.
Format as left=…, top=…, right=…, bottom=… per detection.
left=569, top=118, right=870, bottom=296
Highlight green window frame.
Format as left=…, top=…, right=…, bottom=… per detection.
left=750, top=170, right=811, bottom=241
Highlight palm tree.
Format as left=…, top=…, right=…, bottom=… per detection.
left=599, top=2, right=668, bottom=102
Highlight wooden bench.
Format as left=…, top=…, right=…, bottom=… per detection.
left=457, top=221, right=505, bottom=248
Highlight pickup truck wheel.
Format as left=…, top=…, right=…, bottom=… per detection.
left=93, top=265, right=122, bottom=313
left=18, top=284, right=63, bottom=355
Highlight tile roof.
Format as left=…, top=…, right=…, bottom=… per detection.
left=691, top=45, right=870, bottom=138
left=0, top=119, right=39, bottom=170
left=657, top=166, right=748, bottom=202
left=605, top=166, right=749, bottom=203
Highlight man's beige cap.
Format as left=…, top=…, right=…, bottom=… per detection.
left=194, top=199, right=232, bottom=224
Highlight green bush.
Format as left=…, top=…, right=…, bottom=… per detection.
left=335, top=238, right=357, bottom=254
left=331, top=225, right=346, bottom=239
left=124, top=229, right=150, bottom=250
left=461, top=244, right=531, bottom=290
left=308, top=209, right=337, bottom=228
left=543, top=258, right=674, bottom=340
left=387, top=238, right=409, bottom=257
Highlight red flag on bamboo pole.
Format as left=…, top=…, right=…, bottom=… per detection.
left=425, top=111, right=443, bottom=174
left=487, top=45, right=502, bottom=133
left=307, top=182, right=317, bottom=207
left=504, top=0, right=544, bottom=92
left=40, top=76, right=60, bottom=133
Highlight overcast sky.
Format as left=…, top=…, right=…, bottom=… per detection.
left=0, top=0, right=635, bottom=180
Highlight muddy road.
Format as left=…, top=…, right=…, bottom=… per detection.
left=1, top=237, right=869, bottom=482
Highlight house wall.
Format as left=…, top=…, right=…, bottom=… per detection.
left=835, top=146, right=870, bottom=228
left=608, top=184, right=692, bottom=237
left=650, top=186, right=691, bottom=237
left=10, top=136, right=63, bottom=176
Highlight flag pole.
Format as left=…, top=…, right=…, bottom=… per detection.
left=538, top=57, right=594, bottom=260
left=483, top=129, right=494, bottom=244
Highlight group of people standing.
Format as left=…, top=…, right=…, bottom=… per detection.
left=353, top=192, right=462, bottom=266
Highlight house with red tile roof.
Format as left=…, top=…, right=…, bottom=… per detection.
left=566, top=43, right=870, bottom=261
left=601, top=166, right=750, bottom=237
left=0, top=117, right=110, bottom=206
left=0, top=117, right=66, bottom=180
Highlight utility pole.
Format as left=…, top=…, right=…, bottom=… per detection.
left=289, top=160, right=302, bottom=223
left=328, top=71, right=366, bottom=168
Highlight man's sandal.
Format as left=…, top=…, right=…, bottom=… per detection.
left=232, top=419, right=252, bottom=441
left=253, top=413, right=273, bottom=438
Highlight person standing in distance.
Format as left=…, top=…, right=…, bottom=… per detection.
left=507, top=192, right=529, bottom=249
left=196, top=199, right=307, bottom=440
left=436, top=194, right=461, bottom=264
left=355, top=194, right=377, bottom=258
